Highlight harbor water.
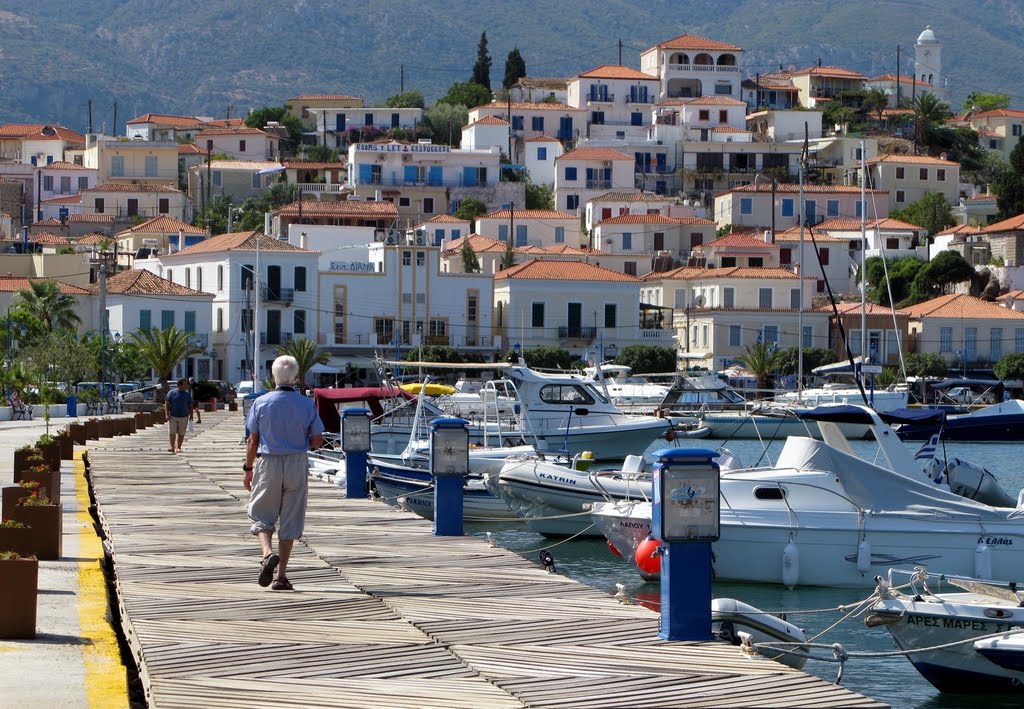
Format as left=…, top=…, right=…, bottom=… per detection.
left=467, top=436, right=1024, bottom=709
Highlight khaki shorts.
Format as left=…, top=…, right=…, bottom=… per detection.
left=168, top=416, right=188, bottom=436
left=247, top=453, right=309, bottom=540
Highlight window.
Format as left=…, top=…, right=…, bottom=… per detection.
left=790, top=288, right=800, bottom=309
left=399, top=197, right=410, bottom=207
left=991, top=328, right=1003, bottom=361
left=212, top=170, right=222, bottom=187
left=532, top=116, right=544, bottom=131
left=158, top=198, right=169, bottom=214
left=895, top=167, right=905, bottom=179
left=333, top=285, right=346, bottom=343
left=896, top=190, right=905, bottom=203
left=514, top=224, right=527, bottom=246
left=166, top=269, right=172, bottom=282
left=511, top=115, right=524, bottom=131
left=365, top=113, right=374, bottom=126
left=827, top=199, right=839, bottom=217
left=729, top=324, right=741, bottom=346
left=723, top=287, right=734, bottom=308
left=604, top=303, right=617, bottom=328
left=819, top=247, right=830, bottom=265
left=919, top=167, right=928, bottom=180
left=721, top=256, right=736, bottom=267
left=184, top=310, right=196, bottom=333
left=763, top=325, right=778, bottom=346
left=78, top=176, right=89, bottom=191
left=622, top=232, right=632, bottom=250
left=758, top=288, right=772, bottom=309
left=139, top=310, right=151, bottom=330
left=498, top=224, right=509, bottom=241
left=698, top=110, right=710, bottom=121
left=374, top=317, right=395, bottom=345
left=206, top=139, right=213, bottom=151
left=196, top=268, right=202, bottom=291
left=590, top=111, right=605, bottom=124
left=748, top=257, right=764, bottom=268
left=416, top=252, right=425, bottom=266
left=965, top=327, right=978, bottom=361
left=423, top=197, right=434, bottom=214
left=1017, top=328, right=1024, bottom=353
left=937, top=169, right=946, bottom=181
left=391, top=113, right=400, bottom=128
left=145, top=155, right=157, bottom=177
left=161, top=310, right=174, bottom=329
left=294, top=266, right=306, bottom=292
left=719, top=110, right=728, bottom=123
left=241, top=264, right=254, bottom=291
left=565, top=195, right=579, bottom=210
left=111, top=156, right=124, bottom=177
left=294, top=310, right=306, bottom=335
left=555, top=226, right=565, bottom=243
left=855, top=201, right=863, bottom=218
left=127, top=199, right=139, bottom=216
left=802, top=326, right=813, bottom=349
left=564, top=166, right=577, bottom=181
left=1014, top=124, right=1023, bottom=137
left=216, top=308, right=223, bottom=332
left=531, top=303, right=544, bottom=327
left=537, top=147, right=547, bottom=160
left=740, top=197, right=752, bottom=215
left=43, top=175, right=53, bottom=191
left=217, top=265, right=224, bottom=291
left=781, top=198, right=794, bottom=217
left=402, top=251, right=411, bottom=265
left=940, top=326, right=953, bottom=352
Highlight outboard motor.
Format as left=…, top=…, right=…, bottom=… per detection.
left=944, top=458, right=1017, bottom=508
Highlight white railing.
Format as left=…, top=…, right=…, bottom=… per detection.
left=666, top=64, right=739, bottom=73
left=295, top=182, right=346, bottom=193
left=638, top=329, right=674, bottom=341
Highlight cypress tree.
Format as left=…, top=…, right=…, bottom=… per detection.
left=503, top=47, right=526, bottom=89
left=471, top=32, right=492, bottom=90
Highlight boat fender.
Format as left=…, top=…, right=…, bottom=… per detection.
left=782, top=541, right=800, bottom=588
left=635, top=536, right=662, bottom=575
left=856, top=539, right=871, bottom=574
left=606, top=539, right=622, bottom=557
left=1018, top=489, right=1024, bottom=510
left=664, top=427, right=675, bottom=442
left=975, top=540, right=993, bottom=580
left=539, top=550, right=557, bottom=573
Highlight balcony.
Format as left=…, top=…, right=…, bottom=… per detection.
left=638, top=329, right=674, bottom=341
left=294, top=182, right=346, bottom=193
left=586, top=179, right=612, bottom=189
left=260, top=332, right=293, bottom=346
left=625, top=95, right=653, bottom=104
left=666, top=64, right=739, bottom=73
left=262, top=286, right=294, bottom=304
left=558, top=326, right=597, bottom=339
left=587, top=93, right=615, bottom=104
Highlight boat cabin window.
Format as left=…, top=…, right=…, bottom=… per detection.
left=539, top=384, right=596, bottom=406
left=753, top=486, right=786, bottom=500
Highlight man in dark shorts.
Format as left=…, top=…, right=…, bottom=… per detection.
left=243, top=355, right=324, bottom=591
left=165, top=377, right=193, bottom=453
left=188, top=376, right=202, bottom=423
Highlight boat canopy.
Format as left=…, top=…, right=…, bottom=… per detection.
left=930, top=378, right=1005, bottom=392
left=797, top=404, right=945, bottom=426
left=313, top=386, right=415, bottom=432
left=811, top=356, right=867, bottom=376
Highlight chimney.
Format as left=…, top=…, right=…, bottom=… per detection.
left=374, top=189, right=382, bottom=202
left=264, top=212, right=271, bottom=236
left=763, top=229, right=774, bottom=244
left=299, top=231, right=307, bottom=249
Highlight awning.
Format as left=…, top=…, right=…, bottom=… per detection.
left=931, top=378, right=1003, bottom=390
left=257, top=165, right=286, bottom=175
left=812, top=356, right=865, bottom=376
left=797, top=404, right=945, bottom=426
left=308, top=362, right=340, bottom=374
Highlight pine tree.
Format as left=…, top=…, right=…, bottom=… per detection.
left=471, top=32, right=492, bottom=90
left=460, top=238, right=480, bottom=273
left=503, top=47, right=526, bottom=89
left=501, top=233, right=516, bottom=269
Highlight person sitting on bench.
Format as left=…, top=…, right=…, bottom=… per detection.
left=8, top=393, right=32, bottom=420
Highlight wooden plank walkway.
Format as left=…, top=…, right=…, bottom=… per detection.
left=88, top=411, right=887, bottom=709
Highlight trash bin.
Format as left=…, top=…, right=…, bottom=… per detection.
left=209, top=396, right=218, bottom=412
left=66, top=394, right=78, bottom=418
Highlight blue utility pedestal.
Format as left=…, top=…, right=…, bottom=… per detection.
left=340, top=408, right=371, bottom=497
left=652, top=447, right=720, bottom=641
left=431, top=417, right=470, bottom=536
left=66, top=394, right=77, bottom=417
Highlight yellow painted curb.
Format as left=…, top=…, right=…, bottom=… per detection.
left=75, top=453, right=129, bottom=708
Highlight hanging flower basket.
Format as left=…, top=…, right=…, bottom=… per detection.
left=10, top=498, right=62, bottom=561
left=0, top=553, right=38, bottom=639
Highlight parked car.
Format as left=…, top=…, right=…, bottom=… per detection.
left=236, top=380, right=255, bottom=397
left=207, top=380, right=237, bottom=403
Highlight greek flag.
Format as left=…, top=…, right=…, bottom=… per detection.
left=914, top=433, right=940, bottom=461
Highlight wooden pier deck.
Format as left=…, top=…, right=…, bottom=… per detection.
left=88, top=412, right=886, bottom=708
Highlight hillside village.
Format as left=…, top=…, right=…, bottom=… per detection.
left=5, top=26, right=1024, bottom=390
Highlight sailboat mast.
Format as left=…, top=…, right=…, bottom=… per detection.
left=797, top=125, right=808, bottom=398
left=860, top=139, right=867, bottom=382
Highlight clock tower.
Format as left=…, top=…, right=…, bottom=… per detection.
left=914, top=25, right=946, bottom=101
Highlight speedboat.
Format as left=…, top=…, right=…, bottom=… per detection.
left=898, top=399, right=1024, bottom=443
left=582, top=363, right=672, bottom=415
left=591, top=404, right=1024, bottom=587
left=370, top=362, right=674, bottom=460
left=866, top=568, right=1024, bottom=693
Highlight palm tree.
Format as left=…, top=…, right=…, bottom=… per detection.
left=129, top=326, right=203, bottom=402
left=911, top=92, right=951, bottom=150
left=275, top=336, right=328, bottom=387
left=15, top=279, right=82, bottom=333
left=737, top=341, right=782, bottom=397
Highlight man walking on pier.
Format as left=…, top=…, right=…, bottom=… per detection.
left=243, top=355, right=324, bottom=591
left=165, top=377, right=193, bottom=453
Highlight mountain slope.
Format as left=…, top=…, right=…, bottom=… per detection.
left=1, top=0, right=1021, bottom=129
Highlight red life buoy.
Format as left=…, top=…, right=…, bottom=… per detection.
left=635, top=536, right=662, bottom=575
left=664, top=427, right=676, bottom=441
left=607, top=539, right=622, bottom=557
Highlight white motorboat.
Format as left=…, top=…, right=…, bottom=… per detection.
left=591, top=404, right=1024, bottom=587
left=369, top=464, right=519, bottom=522
left=867, top=569, right=1024, bottom=693
left=582, top=363, right=672, bottom=414
left=712, top=598, right=809, bottom=670
left=371, top=361, right=674, bottom=461
left=487, top=453, right=650, bottom=537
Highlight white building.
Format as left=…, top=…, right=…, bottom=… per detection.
left=195, top=127, right=279, bottom=161
left=915, top=26, right=946, bottom=102
left=773, top=225, right=856, bottom=296
left=420, top=214, right=471, bottom=247
left=554, top=146, right=635, bottom=215
left=818, top=217, right=927, bottom=261
left=79, top=183, right=187, bottom=222
left=866, top=154, right=960, bottom=216
left=713, top=183, right=890, bottom=230
left=475, top=208, right=580, bottom=248
left=567, top=65, right=661, bottom=141
left=469, top=101, right=585, bottom=148
left=523, top=136, right=562, bottom=186
left=461, top=115, right=510, bottom=152
left=82, top=135, right=179, bottom=188
left=593, top=214, right=717, bottom=273
left=31, top=162, right=96, bottom=221
left=640, top=33, right=744, bottom=101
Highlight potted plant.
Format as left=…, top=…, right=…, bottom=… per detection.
left=0, top=551, right=38, bottom=639
left=68, top=421, right=87, bottom=445
left=0, top=519, right=32, bottom=556
left=35, top=433, right=61, bottom=470
left=16, top=463, right=60, bottom=506
left=2, top=481, right=40, bottom=518
left=10, top=494, right=61, bottom=561
left=13, top=446, right=45, bottom=475
left=53, top=428, right=74, bottom=460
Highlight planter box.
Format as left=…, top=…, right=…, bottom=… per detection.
left=84, top=419, right=101, bottom=440
left=37, top=442, right=61, bottom=470
left=228, top=401, right=238, bottom=412
left=14, top=468, right=60, bottom=506
left=55, top=435, right=74, bottom=460
left=13, top=448, right=48, bottom=476
left=0, top=557, right=38, bottom=639
left=2, top=486, right=31, bottom=518
left=0, top=526, right=33, bottom=556
left=68, top=422, right=86, bottom=445
left=10, top=503, right=62, bottom=561
left=134, top=412, right=146, bottom=429
left=98, top=419, right=116, bottom=438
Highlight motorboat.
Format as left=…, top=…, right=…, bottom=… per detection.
left=897, top=398, right=1024, bottom=443
left=582, top=363, right=672, bottom=414
left=591, top=404, right=1024, bottom=587
left=712, top=598, right=809, bottom=670
left=774, top=356, right=910, bottom=413
left=866, top=568, right=1024, bottom=693
left=698, top=403, right=873, bottom=440
left=370, top=361, right=674, bottom=461
left=487, top=453, right=649, bottom=537
left=369, top=464, right=520, bottom=522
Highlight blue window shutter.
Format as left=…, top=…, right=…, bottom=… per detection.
left=404, top=165, right=418, bottom=183
left=428, top=166, right=442, bottom=186
left=139, top=310, right=151, bottom=330
left=452, top=229, right=460, bottom=239
left=555, top=227, right=564, bottom=243
left=358, top=164, right=372, bottom=184
left=537, top=147, right=547, bottom=160
left=498, top=224, right=508, bottom=241
left=515, top=224, right=527, bottom=246
left=184, top=311, right=196, bottom=332
left=336, top=113, right=346, bottom=131
left=565, top=166, right=577, bottom=181
left=463, top=166, right=478, bottom=186
left=435, top=229, right=444, bottom=245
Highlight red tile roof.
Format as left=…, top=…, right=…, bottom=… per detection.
left=115, top=215, right=206, bottom=237
left=556, top=147, right=633, bottom=161
left=282, top=161, right=344, bottom=170
left=713, top=126, right=748, bottom=133
left=822, top=302, right=909, bottom=316
left=903, top=293, right=1024, bottom=320
left=0, top=123, right=46, bottom=137
left=479, top=101, right=577, bottom=112
left=816, top=217, right=923, bottom=231
left=793, top=66, right=865, bottom=79
left=935, top=224, right=983, bottom=237
left=0, top=276, right=89, bottom=293
left=578, top=65, right=658, bottom=81
left=33, top=218, right=64, bottom=227
left=29, top=232, right=71, bottom=245
left=966, top=109, right=1024, bottom=120
left=868, top=153, right=959, bottom=165
left=598, top=214, right=679, bottom=226
left=83, top=183, right=182, bottom=193
left=495, top=259, right=639, bottom=282
left=443, top=235, right=592, bottom=258
left=645, top=266, right=800, bottom=281
left=91, top=268, right=212, bottom=297
left=126, top=113, right=204, bottom=127
left=593, top=191, right=671, bottom=202
left=699, top=233, right=780, bottom=250
left=178, top=144, right=207, bottom=155
left=723, top=183, right=886, bottom=196
left=470, top=116, right=510, bottom=126
left=983, top=213, right=1024, bottom=233
left=195, top=127, right=269, bottom=138
left=774, top=226, right=847, bottom=243
left=69, top=214, right=115, bottom=223
left=867, top=74, right=934, bottom=88
left=39, top=161, right=92, bottom=171
left=289, top=94, right=363, bottom=102
left=19, top=126, right=86, bottom=142
left=525, top=135, right=560, bottom=143
left=651, top=34, right=742, bottom=52
left=684, top=96, right=747, bottom=106
left=481, top=209, right=576, bottom=220
left=75, top=233, right=111, bottom=245
left=273, top=200, right=398, bottom=218
left=169, top=231, right=314, bottom=257
left=40, top=194, right=82, bottom=205
left=424, top=214, right=470, bottom=224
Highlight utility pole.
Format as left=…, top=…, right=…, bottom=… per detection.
left=618, top=39, right=623, bottom=65
left=400, top=65, right=404, bottom=94
left=99, top=259, right=108, bottom=398
left=860, top=139, right=868, bottom=376
left=322, top=111, right=327, bottom=148
left=507, top=92, right=512, bottom=163
left=87, top=99, right=93, bottom=134
left=112, top=101, right=117, bottom=137
left=895, top=45, right=901, bottom=106
left=253, top=232, right=262, bottom=383
left=797, top=125, right=807, bottom=396
left=206, top=144, right=212, bottom=229
left=911, top=70, right=918, bottom=156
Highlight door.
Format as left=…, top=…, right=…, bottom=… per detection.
left=804, top=200, right=816, bottom=225
left=266, top=310, right=281, bottom=346
left=559, top=116, right=573, bottom=140
left=567, top=302, right=582, bottom=338
left=336, top=113, right=346, bottom=131
left=266, top=265, right=281, bottom=301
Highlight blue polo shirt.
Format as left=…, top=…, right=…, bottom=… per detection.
left=166, top=388, right=192, bottom=417
left=246, top=388, right=325, bottom=455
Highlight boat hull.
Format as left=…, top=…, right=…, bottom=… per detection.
left=898, top=413, right=1024, bottom=442
left=700, top=413, right=869, bottom=440
left=371, top=470, right=518, bottom=522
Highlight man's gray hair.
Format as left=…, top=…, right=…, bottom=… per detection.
left=272, top=355, right=300, bottom=386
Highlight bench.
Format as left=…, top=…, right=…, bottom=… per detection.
left=106, top=396, right=123, bottom=415
left=8, top=396, right=32, bottom=420
left=84, top=400, right=103, bottom=416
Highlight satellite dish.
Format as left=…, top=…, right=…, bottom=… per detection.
left=693, top=295, right=707, bottom=308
